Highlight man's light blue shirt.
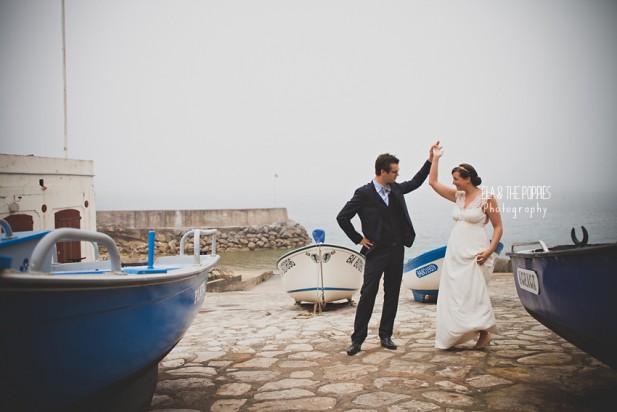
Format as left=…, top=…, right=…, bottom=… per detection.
left=373, top=180, right=390, bottom=205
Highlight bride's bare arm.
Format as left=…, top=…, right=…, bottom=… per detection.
left=477, top=196, right=504, bottom=264
left=429, top=143, right=457, bottom=202
left=485, top=196, right=503, bottom=250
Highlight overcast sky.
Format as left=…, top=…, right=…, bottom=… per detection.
left=1, top=0, right=616, bottom=211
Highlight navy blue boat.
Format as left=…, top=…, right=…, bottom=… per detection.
left=508, top=231, right=617, bottom=369
left=0, top=222, right=219, bottom=411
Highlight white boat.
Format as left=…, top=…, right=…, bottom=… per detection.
left=276, top=230, right=364, bottom=312
left=403, top=242, right=503, bottom=302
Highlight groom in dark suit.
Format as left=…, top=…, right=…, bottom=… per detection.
left=337, top=148, right=434, bottom=355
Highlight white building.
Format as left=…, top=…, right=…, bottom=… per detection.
left=0, top=154, right=97, bottom=262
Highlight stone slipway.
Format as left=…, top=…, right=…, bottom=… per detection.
left=150, top=274, right=617, bottom=411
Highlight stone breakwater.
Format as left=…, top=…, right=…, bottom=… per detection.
left=97, top=221, right=311, bottom=258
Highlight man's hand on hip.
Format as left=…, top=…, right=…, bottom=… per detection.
left=359, top=238, right=374, bottom=249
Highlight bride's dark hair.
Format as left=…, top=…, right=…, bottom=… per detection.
left=452, top=163, right=482, bottom=186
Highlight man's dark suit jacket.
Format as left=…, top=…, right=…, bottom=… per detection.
left=337, top=160, right=431, bottom=250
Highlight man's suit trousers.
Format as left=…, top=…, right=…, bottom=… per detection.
left=351, top=243, right=405, bottom=343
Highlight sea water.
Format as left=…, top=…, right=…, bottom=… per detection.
left=221, top=189, right=617, bottom=272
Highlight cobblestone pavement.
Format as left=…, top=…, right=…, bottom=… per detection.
left=150, top=274, right=617, bottom=411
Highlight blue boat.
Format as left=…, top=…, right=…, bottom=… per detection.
left=507, top=230, right=617, bottom=369
left=0, top=220, right=219, bottom=411
left=403, top=242, right=503, bottom=302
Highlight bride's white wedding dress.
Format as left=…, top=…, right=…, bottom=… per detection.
left=435, top=191, right=497, bottom=349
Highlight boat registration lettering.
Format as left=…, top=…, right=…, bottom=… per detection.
left=517, top=268, right=540, bottom=295
left=279, top=258, right=296, bottom=274
left=346, top=255, right=364, bottom=273
left=416, top=264, right=438, bottom=278
left=194, top=283, right=206, bottom=305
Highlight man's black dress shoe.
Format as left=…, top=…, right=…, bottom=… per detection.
left=346, top=342, right=362, bottom=356
left=380, top=337, right=397, bottom=350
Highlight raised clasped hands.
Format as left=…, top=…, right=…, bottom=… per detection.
left=431, top=140, right=443, bottom=159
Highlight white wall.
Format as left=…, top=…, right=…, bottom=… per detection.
left=0, top=154, right=97, bottom=260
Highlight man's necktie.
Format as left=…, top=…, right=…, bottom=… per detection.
left=381, top=186, right=390, bottom=205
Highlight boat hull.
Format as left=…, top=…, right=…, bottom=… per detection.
left=0, top=230, right=51, bottom=272
left=508, top=243, right=617, bottom=369
left=403, top=246, right=446, bottom=302
left=277, top=243, right=364, bottom=304
left=0, top=225, right=219, bottom=412
left=404, top=243, right=503, bottom=302
left=0, top=266, right=212, bottom=411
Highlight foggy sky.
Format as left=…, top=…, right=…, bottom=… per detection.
left=1, top=0, right=616, bottom=211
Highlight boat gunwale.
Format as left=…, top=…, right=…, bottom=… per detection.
left=0, top=230, right=51, bottom=247
left=0, top=257, right=219, bottom=290
left=404, top=246, right=447, bottom=271
left=507, top=242, right=617, bottom=259
left=276, top=243, right=364, bottom=265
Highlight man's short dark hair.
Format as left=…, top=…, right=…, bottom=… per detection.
left=375, top=153, right=399, bottom=176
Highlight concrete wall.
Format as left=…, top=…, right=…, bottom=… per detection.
left=97, top=208, right=289, bottom=229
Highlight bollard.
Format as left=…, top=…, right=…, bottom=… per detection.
left=148, top=230, right=155, bottom=269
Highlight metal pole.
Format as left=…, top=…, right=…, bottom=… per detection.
left=273, top=172, right=278, bottom=207
left=61, top=0, right=69, bottom=158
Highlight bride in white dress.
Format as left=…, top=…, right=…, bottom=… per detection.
left=429, top=142, right=503, bottom=349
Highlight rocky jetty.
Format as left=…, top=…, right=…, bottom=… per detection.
left=97, top=221, right=311, bottom=261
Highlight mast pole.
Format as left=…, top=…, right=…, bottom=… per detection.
left=61, top=0, right=68, bottom=158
